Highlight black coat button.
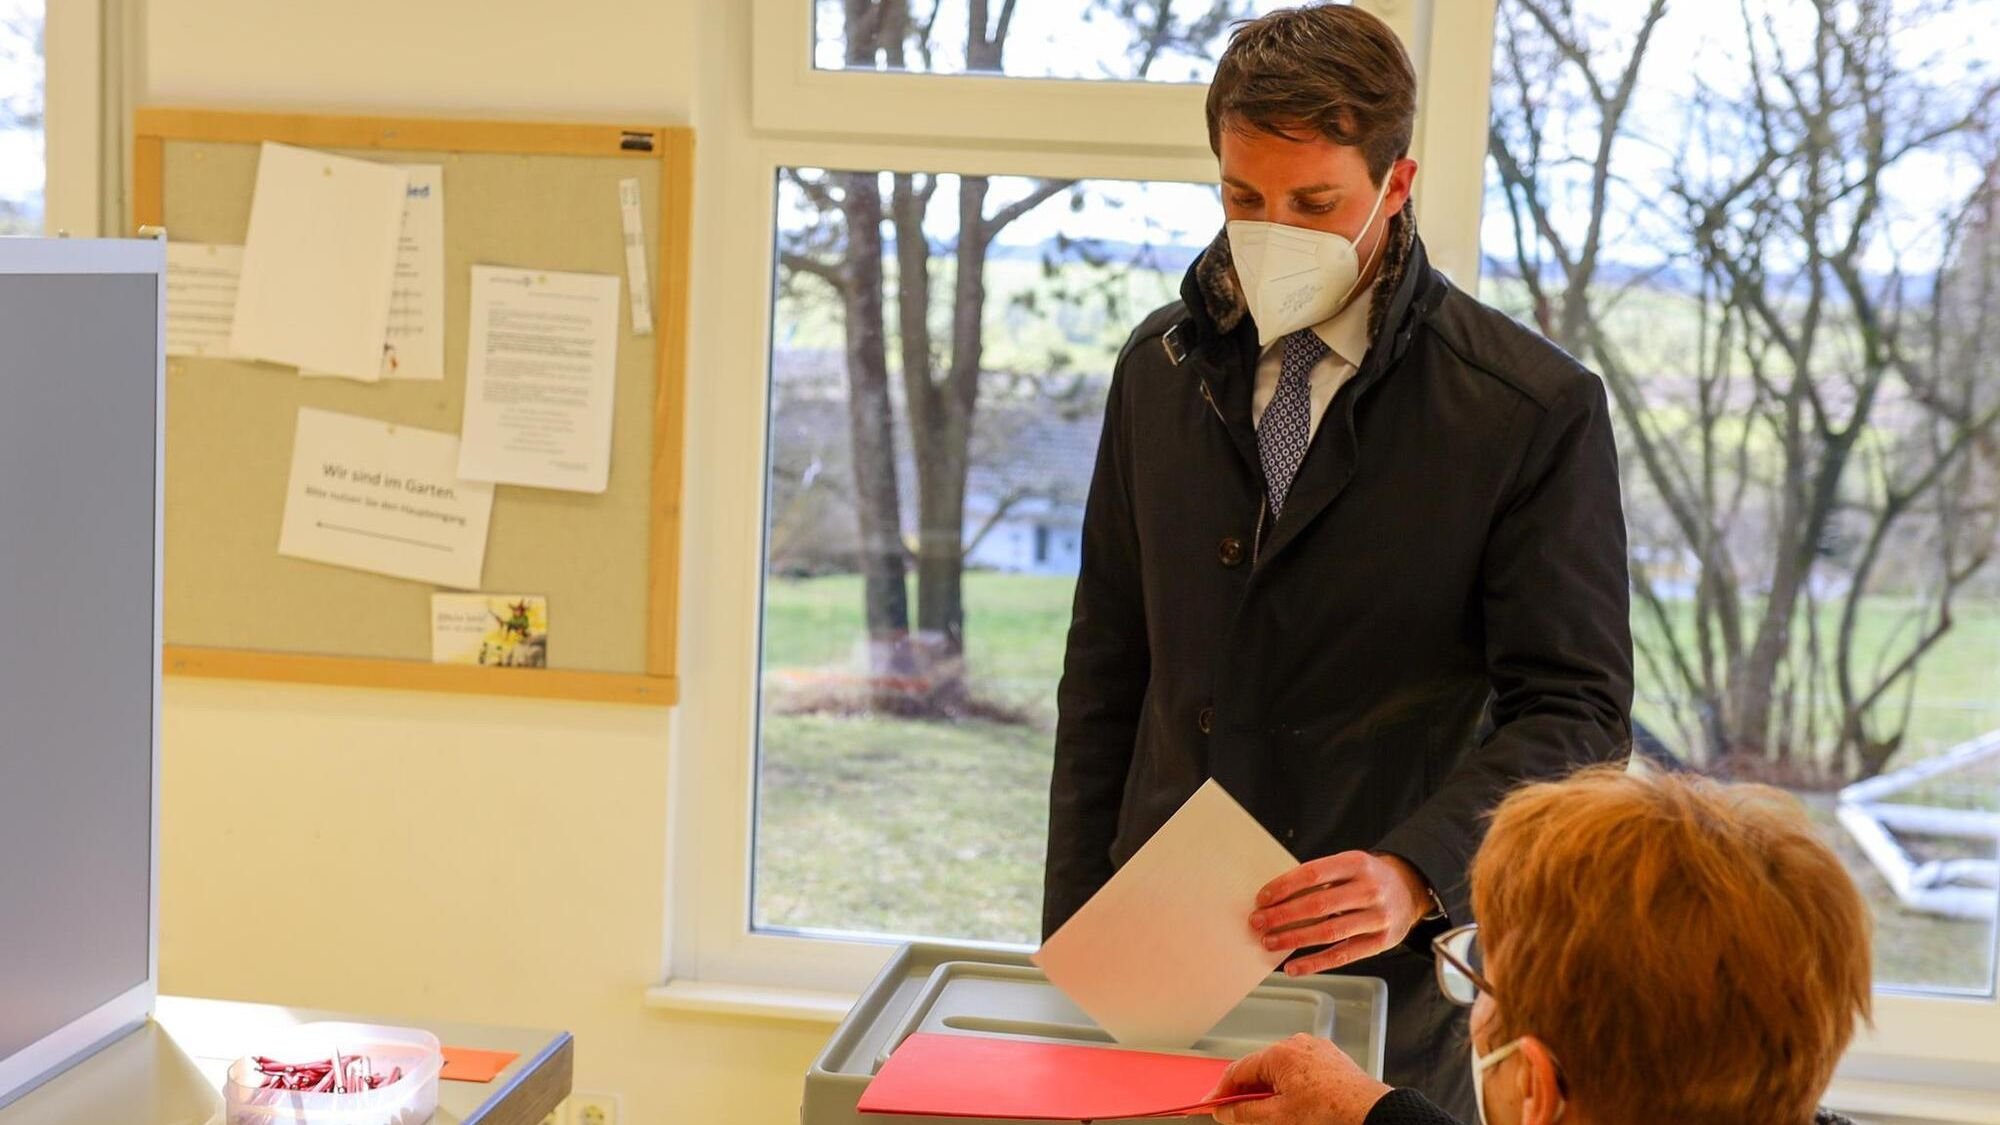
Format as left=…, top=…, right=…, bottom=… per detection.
left=1198, top=707, right=1215, bottom=734
left=1218, top=537, right=1245, bottom=567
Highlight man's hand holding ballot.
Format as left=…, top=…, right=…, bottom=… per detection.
left=1251, top=852, right=1435, bottom=976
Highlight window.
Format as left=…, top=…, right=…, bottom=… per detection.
left=0, top=0, right=43, bottom=235
left=812, top=0, right=1312, bottom=82
left=730, top=1, right=1480, bottom=961
left=669, top=0, right=1998, bottom=1105
left=666, top=1, right=1491, bottom=999
left=756, top=168, right=1216, bottom=944
left=1479, top=0, right=2000, bottom=1010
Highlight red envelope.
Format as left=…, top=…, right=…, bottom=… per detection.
left=856, top=1033, right=1272, bottom=1121
left=440, top=1046, right=519, bottom=1083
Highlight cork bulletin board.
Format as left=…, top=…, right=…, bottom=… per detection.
left=134, top=109, right=692, bottom=705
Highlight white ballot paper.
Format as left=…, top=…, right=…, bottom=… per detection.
left=457, top=266, right=622, bottom=493
left=304, top=164, right=447, bottom=381
left=165, top=242, right=244, bottom=358
left=231, top=143, right=409, bottom=375
left=279, top=408, right=495, bottom=589
left=1032, top=779, right=1298, bottom=1049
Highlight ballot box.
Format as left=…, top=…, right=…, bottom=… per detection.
left=802, top=942, right=1387, bottom=1125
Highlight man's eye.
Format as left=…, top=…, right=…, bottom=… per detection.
left=1297, top=200, right=1337, bottom=215
left=1230, top=195, right=1261, bottom=208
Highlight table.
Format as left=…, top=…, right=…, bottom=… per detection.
left=0, top=996, right=572, bottom=1125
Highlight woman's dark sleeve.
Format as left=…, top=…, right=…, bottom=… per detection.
left=1364, top=1088, right=1466, bottom=1125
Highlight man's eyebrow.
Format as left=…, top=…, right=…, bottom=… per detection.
left=1220, top=178, right=1344, bottom=196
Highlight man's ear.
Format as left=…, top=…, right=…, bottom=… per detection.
left=1387, top=156, right=1419, bottom=216
left=1516, top=1037, right=1566, bottom=1125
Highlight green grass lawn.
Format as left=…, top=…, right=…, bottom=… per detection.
left=760, top=571, right=1075, bottom=717
left=753, top=571, right=2000, bottom=988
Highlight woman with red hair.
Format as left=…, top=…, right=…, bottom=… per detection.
left=1209, top=767, right=1872, bottom=1125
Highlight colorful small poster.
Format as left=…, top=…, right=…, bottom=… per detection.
left=431, top=594, right=548, bottom=667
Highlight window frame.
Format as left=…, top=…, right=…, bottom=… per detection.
left=664, top=0, right=2000, bottom=1106
left=38, top=0, right=104, bottom=235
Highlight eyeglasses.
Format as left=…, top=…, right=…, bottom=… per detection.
left=1432, top=922, right=1495, bottom=1007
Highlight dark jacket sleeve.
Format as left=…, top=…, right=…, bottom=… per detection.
left=1364, top=1088, right=1465, bottom=1125
left=1375, top=371, right=1633, bottom=923
left=1042, top=344, right=1152, bottom=939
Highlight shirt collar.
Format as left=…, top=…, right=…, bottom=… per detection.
left=1314, top=287, right=1374, bottom=368
left=1257, top=287, right=1375, bottom=368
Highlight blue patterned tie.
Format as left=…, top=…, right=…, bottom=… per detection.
left=1258, top=329, right=1326, bottom=518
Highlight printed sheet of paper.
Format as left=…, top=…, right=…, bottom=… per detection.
left=165, top=242, right=244, bottom=358
left=303, top=164, right=446, bottom=381
left=278, top=408, right=495, bottom=589
left=457, top=266, right=622, bottom=493
left=230, top=143, right=409, bottom=375
left=1032, top=779, right=1298, bottom=1049
left=431, top=594, right=547, bottom=667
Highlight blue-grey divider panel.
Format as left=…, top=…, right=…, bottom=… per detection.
left=0, top=272, right=159, bottom=1064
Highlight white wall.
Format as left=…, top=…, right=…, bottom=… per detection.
left=146, top=0, right=697, bottom=117
left=146, top=2, right=831, bottom=1122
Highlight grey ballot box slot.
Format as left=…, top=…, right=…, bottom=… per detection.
left=804, top=943, right=1387, bottom=1125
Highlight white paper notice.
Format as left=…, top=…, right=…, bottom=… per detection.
left=278, top=408, right=496, bottom=589
left=1032, top=780, right=1298, bottom=1049
left=303, top=164, right=446, bottom=381
left=457, top=266, right=622, bottom=493
left=618, top=177, right=655, bottom=337
left=164, top=242, right=244, bottom=358
left=231, top=143, right=409, bottom=375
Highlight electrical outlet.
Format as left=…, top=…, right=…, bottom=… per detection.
left=537, top=1101, right=567, bottom=1125
left=572, top=1092, right=619, bottom=1125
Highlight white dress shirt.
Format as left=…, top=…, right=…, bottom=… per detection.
left=1250, top=288, right=1375, bottom=442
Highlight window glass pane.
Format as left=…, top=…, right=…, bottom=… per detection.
left=812, top=0, right=1320, bottom=83
left=0, top=0, right=42, bottom=235
left=756, top=167, right=1218, bottom=943
left=1481, top=0, right=2000, bottom=996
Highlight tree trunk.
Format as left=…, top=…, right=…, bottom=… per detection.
left=837, top=169, right=915, bottom=688
left=895, top=176, right=988, bottom=708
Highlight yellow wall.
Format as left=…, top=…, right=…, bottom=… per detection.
left=148, top=2, right=830, bottom=1122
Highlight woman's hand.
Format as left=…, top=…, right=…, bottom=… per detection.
left=1207, top=1034, right=1393, bottom=1125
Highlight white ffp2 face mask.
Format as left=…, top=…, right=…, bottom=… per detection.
left=1472, top=1037, right=1564, bottom=1125
left=1470, top=1036, right=1520, bottom=1125
left=1225, top=172, right=1394, bottom=347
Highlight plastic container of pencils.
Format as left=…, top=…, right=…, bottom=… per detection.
left=222, top=1021, right=443, bottom=1125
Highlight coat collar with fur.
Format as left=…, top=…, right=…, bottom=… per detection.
left=1187, top=204, right=1419, bottom=349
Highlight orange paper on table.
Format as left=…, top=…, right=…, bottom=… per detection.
left=440, top=1046, right=519, bottom=1083
left=856, top=1033, right=1271, bottom=1121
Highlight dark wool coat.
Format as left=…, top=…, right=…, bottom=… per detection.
left=1363, top=1087, right=1861, bottom=1125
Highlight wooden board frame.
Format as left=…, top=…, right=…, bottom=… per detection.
left=136, top=109, right=690, bottom=706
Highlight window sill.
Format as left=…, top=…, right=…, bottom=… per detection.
left=1826, top=1075, right=2000, bottom=1125
left=644, top=979, right=856, bottom=1025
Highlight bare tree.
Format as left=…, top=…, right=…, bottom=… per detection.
left=1487, top=0, right=2000, bottom=782
left=781, top=0, right=1255, bottom=711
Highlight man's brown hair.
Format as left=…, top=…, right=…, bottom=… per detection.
left=1472, top=767, right=1873, bottom=1125
left=1204, top=4, right=1418, bottom=181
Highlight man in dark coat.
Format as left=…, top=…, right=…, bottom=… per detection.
left=1040, top=6, right=1634, bottom=1118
